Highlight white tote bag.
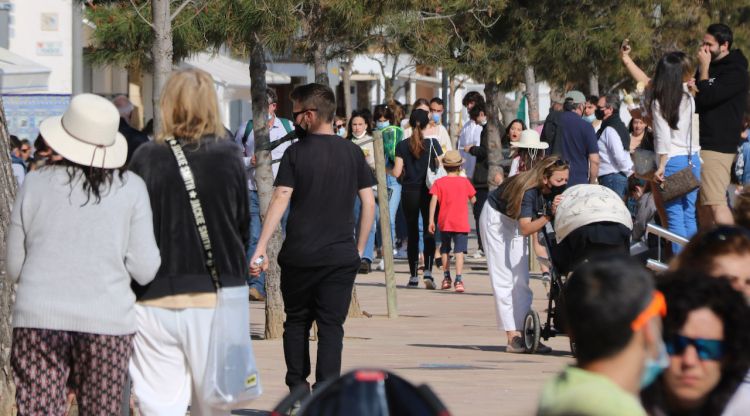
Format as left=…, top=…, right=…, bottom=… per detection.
left=425, top=138, right=446, bottom=188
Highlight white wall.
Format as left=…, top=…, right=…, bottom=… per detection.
left=9, top=0, right=73, bottom=94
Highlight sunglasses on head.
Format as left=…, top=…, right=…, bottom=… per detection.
left=552, top=159, right=569, bottom=167
left=666, top=335, right=724, bottom=361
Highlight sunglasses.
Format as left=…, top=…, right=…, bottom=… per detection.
left=292, top=108, right=317, bottom=120
left=335, top=124, right=345, bottom=128
left=666, top=335, right=724, bottom=361
left=552, top=159, right=570, bottom=168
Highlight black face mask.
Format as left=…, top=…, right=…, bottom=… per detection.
left=595, top=108, right=605, bottom=121
left=549, top=184, right=566, bottom=198
left=294, top=123, right=307, bottom=139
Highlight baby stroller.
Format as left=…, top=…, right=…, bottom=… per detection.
left=272, top=369, right=450, bottom=416
left=523, top=185, right=633, bottom=353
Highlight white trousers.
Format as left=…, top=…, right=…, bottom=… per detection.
left=129, top=304, right=230, bottom=416
left=479, top=204, right=532, bottom=332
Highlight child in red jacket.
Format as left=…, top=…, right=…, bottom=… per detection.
left=429, top=150, right=477, bottom=292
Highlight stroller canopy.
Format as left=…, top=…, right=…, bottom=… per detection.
left=554, top=184, right=633, bottom=243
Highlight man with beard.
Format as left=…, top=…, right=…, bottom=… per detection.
left=695, top=23, right=749, bottom=228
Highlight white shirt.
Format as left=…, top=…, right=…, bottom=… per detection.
left=12, top=163, right=25, bottom=186
left=598, top=126, right=634, bottom=177
left=458, top=120, right=482, bottom=178
left=234, top=116, right=294, bottom=191
left=652, top=85, right=700, bottom=158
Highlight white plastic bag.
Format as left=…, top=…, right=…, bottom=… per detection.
left=202, top=285, right=262, bottom=409
left=425, top=139, right=446, bottom=189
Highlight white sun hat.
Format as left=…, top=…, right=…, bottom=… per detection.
left=554, top=184, right=633, bottom=243
left=39, top=93, right=127, bottom=169
left=510, top=129, right=549, bottom=150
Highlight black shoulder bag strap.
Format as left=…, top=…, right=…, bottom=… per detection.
left=166, top=137, right=221, bottom=291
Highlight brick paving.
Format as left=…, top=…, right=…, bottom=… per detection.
left=239, top=252, right=573, bottom=416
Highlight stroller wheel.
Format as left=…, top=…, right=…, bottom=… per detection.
left=523, top=310, right=541, bottom=353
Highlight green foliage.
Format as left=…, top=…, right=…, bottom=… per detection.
left=84, top=0, right=222, bottom=70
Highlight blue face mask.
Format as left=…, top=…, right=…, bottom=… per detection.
left=582, top=113, right=596, bottom=124
left=432, top=113, right=442, bottom=123
left=640, top=332, right=670, bottom=388
left=337, top=127, right=346, bottom=137
left=376, top=121, right=390, bottom=130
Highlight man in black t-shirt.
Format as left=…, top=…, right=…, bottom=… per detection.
left=250, top=83, right=376, bottom=394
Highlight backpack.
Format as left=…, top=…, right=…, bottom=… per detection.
left=241, top=117, right=293, bottom=145
left=382, top=125, right=404, bottom=165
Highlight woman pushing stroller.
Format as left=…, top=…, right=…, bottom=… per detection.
left=479, top=156, right=569, bottom=354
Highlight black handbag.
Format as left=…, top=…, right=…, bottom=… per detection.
left=657, top=96, right=700, bottom=202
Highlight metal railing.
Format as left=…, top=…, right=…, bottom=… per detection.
left=645, top=224, right=689, bottom=272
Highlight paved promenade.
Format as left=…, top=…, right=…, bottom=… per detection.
left=241, top=254, right=573, bottom=415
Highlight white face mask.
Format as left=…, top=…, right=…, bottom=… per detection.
left=353, top=130, right=367, bottom=139
left=479, top=118, right=487, bottom=126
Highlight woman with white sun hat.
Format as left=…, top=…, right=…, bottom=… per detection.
left=5, top=93, right=161, bottom=414
left=509, top=129, right=550, bottom=177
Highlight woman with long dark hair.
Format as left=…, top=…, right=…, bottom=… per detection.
left=128, top=69, right=250, bottom=415
left=642, top=272, right=750, bottom=415
left=392, top=109, right=442, bottom=288
left=647, top=51, right=701, bottom=252
left=502, top=118, right=525, bottom=151
left=6, top=94, right=161, bottom=414
left=479, top=156, right=568, bottom=353
left=347, top=110, right=378, bottom=272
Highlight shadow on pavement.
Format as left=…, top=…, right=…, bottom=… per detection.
left=408, top=343, right=574, bottom=358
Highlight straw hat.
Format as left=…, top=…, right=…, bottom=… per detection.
left=510, top=129, right=549, bottom=150
left=442, top=150, right=464, bottom=167
left=39, top=94, right=127, bottom=169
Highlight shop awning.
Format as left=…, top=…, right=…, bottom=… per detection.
left=182, top=52, right=291, bottom=89
left=0, top=47, right=50, bottom=93
left=351, top=73, right=379, bottom=82
left=398, top=73, right=442, bottom=85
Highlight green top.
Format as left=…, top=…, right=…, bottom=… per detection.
left=537, top=366, right=647, bottom=416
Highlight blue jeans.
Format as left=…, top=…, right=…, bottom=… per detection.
left=354, top=195, right=378, bottom=262
left=387, top=175, right=401, bottom=246
left=247, top=190, right=289, bottom=297
left=599, top=172, right=628, bottom=199
left=664, top=154, right=701, bottom=253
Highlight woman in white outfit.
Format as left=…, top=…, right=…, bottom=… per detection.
left=479, top=156, right=569, bottom=353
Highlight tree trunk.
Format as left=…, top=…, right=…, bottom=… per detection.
left=496, top=90, right=522, bottom=130
left=589, top=70, right=600, bottom=97
left=250, top=42, right=285, bottom=340
left=127, top=65, right=145, bottom=130
left=449, top=75, right=459, bottom=144
left=151, top=0, right=173, bottom=135
left=384, top=78, right=394, bottom=103
left=484, top=82, right=505, bottom=191
left=441, top=69, right=449, bottom=127
left=342, top=55, right=353, bottom=118
left=313, top=43, right=329, bottom=86
left=347, top=286, right=361, bottom=318
left=0, top=96, right=18, bottom=416
left=524, top=65, right=540, bottom=128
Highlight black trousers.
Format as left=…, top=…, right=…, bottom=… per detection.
left=473, top=188, right=489, bottom=251
left=401, top=185, right=436, bottom=277
left=280, top=259, right=359, bottom=391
